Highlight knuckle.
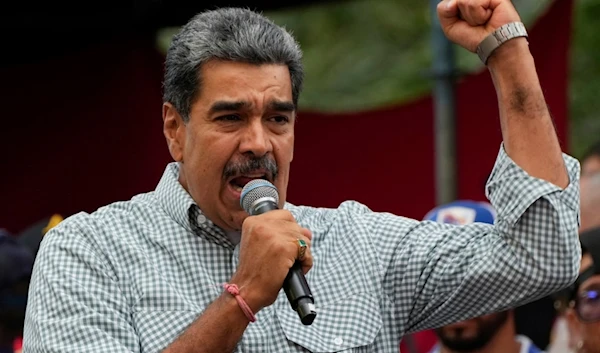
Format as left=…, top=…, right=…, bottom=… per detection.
left=271, top=242, right=287, bottom=256
left=242, top=215, right=256, bottom=227
left=279, top=209, right=295, bottom=221
left=251, top=223, right=268, bottom=237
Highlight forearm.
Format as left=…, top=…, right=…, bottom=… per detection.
left=488, top=38, right=569, bottom=189
left=163, top=293, right=250, bottom=353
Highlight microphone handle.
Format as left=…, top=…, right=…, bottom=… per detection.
left=284, top=261, right=316, bottom=325
left=247, top=198, right=316, bottom=325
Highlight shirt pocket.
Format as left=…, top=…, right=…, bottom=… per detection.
left=276, top=292, right=382, bottom=352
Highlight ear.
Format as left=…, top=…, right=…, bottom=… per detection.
left=163, top=103, right=186, bottom=162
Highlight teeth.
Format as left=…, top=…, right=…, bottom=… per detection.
left=232, top=184, right=242, bottom=192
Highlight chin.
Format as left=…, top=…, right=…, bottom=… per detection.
left=229, top=210, right=249, bottom=230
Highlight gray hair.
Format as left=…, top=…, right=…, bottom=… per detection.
left=163, top=7, right=304, bottom=122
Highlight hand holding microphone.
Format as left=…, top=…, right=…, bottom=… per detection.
left=229, top=179, right=316, bottom=325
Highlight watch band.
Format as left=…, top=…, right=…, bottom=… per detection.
left=476, top=22, right=528, bottom=65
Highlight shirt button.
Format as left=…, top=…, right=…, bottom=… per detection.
left=197, top=214, right=207, bottom=225
left=333, top=337, right=343, bottom=346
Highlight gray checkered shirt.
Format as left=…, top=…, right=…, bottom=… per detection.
left=23, top=146, right=581, bottom=352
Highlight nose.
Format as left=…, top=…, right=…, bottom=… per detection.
left=239, top=119, right=271, bottom=157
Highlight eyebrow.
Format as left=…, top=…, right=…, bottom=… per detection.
left=268, top=100, right=296, bottom=113
left=208, top=101, right=248, bottom=115
left=208, top=100, right=296, bottom=115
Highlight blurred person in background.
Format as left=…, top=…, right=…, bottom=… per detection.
left=421, top=201, right=543, bottom=353
left=580, top=139, right=600, bottom=233
left=23, top=1, right=582, bottom=352
left=581, top=141, right=600, bottom=179
left=548, top=145, right=600, bottom=353
left=0, top=230, right=33, bottom=353
left=558, top=229, right=600, bottom=353
left=580, top=173, right=600, bottom=233
left=0, top=216, right=62, bottom=353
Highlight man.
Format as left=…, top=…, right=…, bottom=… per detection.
left=421, top=201, right=544, bottom=353
left=559, top=228, right=600, bottom=353
left=23, top=1, right=581, bottom=352
left=548, top=159, right=600, bottom=353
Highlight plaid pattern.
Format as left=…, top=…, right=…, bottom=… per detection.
left=23, top=145, right=581, bottom=352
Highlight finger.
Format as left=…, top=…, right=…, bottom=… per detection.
left=437, top=0, right=463, bottom=34
left=294, top=235, right=311, bottom=259
left=300, top=246, right=313, bottom=275
left=265, top=209, right=295, bottom=222
left=300, top=227, right=312, bottom=241
left=458, top=0, right=492, bottom=26
left=438, top=0, right=460, bottom=20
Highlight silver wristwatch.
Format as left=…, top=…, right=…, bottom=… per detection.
left=476, top=22, right=528, bottom=65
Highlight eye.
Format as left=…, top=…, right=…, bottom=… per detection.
left=270, top=115, right=290, bottom=124
left=216, top=114, right=241, bottom=122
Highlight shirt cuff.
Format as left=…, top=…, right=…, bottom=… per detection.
left=485, top=143, right=580, bottom=227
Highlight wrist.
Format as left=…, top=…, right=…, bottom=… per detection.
left=487, top=38, right=532, bottom=72
left=227, top=275, right=264, bottom=314
left=219, top=288, right=256, bottom=323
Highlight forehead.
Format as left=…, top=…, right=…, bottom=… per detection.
left=197, top=60, right=293, bottom=103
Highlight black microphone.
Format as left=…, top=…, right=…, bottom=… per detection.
left=240, top=179, right=316, bottom=325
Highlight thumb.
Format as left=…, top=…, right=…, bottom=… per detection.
left=437, top=0, right=465, bottom=37
left=437, top=0, right=460, bottom=20
left=437, top=0, right=486, bottom=52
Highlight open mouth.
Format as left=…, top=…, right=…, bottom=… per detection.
left=228, top=173, right=271, bottom=193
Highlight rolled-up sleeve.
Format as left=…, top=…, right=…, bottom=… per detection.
left=366, top=144, right=581, bottom=333
left=23, top=221, right=139, bottom=352
left=485, top=145, right=581, bottom=288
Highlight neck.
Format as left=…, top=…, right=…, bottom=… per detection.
left=440, top=317, right=521, bottom=353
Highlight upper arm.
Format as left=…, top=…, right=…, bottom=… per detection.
left=368, top=149, right=580, bottom=334
left=23, top=221, right=139, bottom=352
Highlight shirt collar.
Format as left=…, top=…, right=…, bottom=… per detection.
left=155, top=162, right=232, bottom=249
left=155, top=162, right=197, bottom=232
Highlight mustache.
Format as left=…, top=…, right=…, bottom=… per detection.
left=223, top=155, right=278, bottom=181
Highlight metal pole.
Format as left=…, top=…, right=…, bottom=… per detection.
left=429, top=0, right=457, bottom=205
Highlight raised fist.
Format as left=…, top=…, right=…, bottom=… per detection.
left=437, top=0, right=522, bottom=52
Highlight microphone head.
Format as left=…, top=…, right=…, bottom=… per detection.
left=240, top=179, right=279, bottom=214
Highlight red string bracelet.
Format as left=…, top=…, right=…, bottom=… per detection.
left=223, top=283, right=256, bottom=323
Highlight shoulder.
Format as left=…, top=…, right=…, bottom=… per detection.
left=40, top=191, right=159, bottom=258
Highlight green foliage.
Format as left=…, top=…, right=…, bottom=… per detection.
left=265, top=0, right=551, bottom=113
left=569, top=0, right=600, bottom=157
left=266, top=1, right=434, bottom=112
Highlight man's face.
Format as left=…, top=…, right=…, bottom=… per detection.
left=163, top=60, right=295, bottom=231
left=434, top=311, right=509, bottom=352
left=566, top=254, right=600, bottom=353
